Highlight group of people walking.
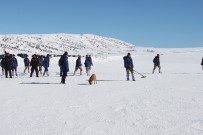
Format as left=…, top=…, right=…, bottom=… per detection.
left=0, top=52, right=18, bottom=78
left=0, top=50, right=203, bottom=83
left=0, top=51, right=50, bottom=78
left=58, top=52, right=93, bottom=84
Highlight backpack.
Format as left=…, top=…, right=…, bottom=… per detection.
left=58, top=57, right=63, bottom=66
left=153, top=58, right=155, bottom=63
left=123, top=56, right=127, bottom=68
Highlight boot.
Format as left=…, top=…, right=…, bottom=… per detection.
left=152, top=69, right=155, bottom=74
left=132, top=74, right=135, bottom=81
left=61, top=76, right=66, bottom=84
left=127, top=73, right=130, bottom=81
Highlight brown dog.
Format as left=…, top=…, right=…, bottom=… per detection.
left=88, top=74, right=97, bottom=85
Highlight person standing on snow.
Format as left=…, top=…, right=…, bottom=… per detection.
left=30, top=54, right=39, bottom=77
left=38, top=55, right=44, bottom=75
left=24, top=56, right=30, bottom=73
left=60, top=51, right=69, bottom=84
left=74, top=55, right=82, bottom=75
left=84, top=55, right=93, bottom=76
left=4, top=53, right=12, bottom=78
left=11, top=54, right=18, bottom=76
left=152, top=54, right=161, bottom=74
left=123, top=53, right=135, bottom=81
left=0, top=56, right=5, bottom=76
left=201, top=57, right=203, bottom=71
left=43, top=54, right=50, bottom=76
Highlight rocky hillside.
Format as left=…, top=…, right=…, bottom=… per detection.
left=0, top=34, right=136, bottom=56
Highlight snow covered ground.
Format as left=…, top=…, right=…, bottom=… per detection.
left=0, top=48, right=203, bottom=135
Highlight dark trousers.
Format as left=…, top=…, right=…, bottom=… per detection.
left=30, top=66, right=39, bottom=77
left=61, top=72, right=67, bottom=83
left=5, top=67, right=12, bottom=78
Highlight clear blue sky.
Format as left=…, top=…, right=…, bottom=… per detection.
left=0, top=0, right=202, bottom=48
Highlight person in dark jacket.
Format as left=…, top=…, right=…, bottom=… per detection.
left=4, top=53, right=12, bottom=78
left=24, top=56, right=30, bottom=73
left=74, top=55, right=82, bottom=75
left=11, top=55, right=18, bottom=76
left=123, top=53, right=135, bottom=81
left=152, top=54, right=161, bottom=73
left=43, top=54, right=50, bottom=76
left=30, top=54, right=39, bottom=77
left=38, top=55, right=44, bottom=75
left=84, top=55, right=93, bottom=76
left=201, top=57, right=203, bottom=71
left=0, top=56, right=5, bottom=76
left=60, top=52, right=69, bottom=84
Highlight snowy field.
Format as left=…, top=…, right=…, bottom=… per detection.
left=0, top=48, right=203, bottom=135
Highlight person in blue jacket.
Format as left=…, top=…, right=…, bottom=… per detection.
left=43, top=54, right=50, bottom=76
left=60, top=52, right=69, bottom=84
left=74, top=55, right=82, bottom=75
left=123, top=53, right=135, bottom=81
left=24, top=56, right=30, bottom=73
left=11, top=55, right=18, bottom=76
left=152, top=54, right=161, bottom=73
left=84, top=55, right=93, bottom=76
left=0, top=56, right=5, bottom=75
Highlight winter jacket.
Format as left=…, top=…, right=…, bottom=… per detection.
left=4, top=55, right=12, bottom=68
left=24, top=57, right=30, bottom=66
left=38, top=57, right=44, bottom=66
left=124, top=56, right=134, bottom=69
left=75, top=58, right=82, bottom=67
left=84, top=57, right=93, bottom=67
left=43, top=57, right=49, bottom=68
left=61, top=55, right=69, bottom=72
left=153, top=56, right=160, bottom=65
left=30, top=57, right=39, bottom=67
left=11, top=57, right=18, bottom=68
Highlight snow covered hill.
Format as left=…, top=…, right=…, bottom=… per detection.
left=0, top=34, right=136, bottom=56
left=0, top=34, right=203, bottom=135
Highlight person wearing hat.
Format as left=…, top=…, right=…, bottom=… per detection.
left=60, top=51, right=69, bottom=84
left=123, top=53, right=135, bottom=81
left=152, top=54, right=161, bottom=73
left=74, top=55, right=82, bottom=75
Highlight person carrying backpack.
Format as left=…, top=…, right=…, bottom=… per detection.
left=123, top=53, right=135, bottom=81
left=152, top=54, right=161, bottom=74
